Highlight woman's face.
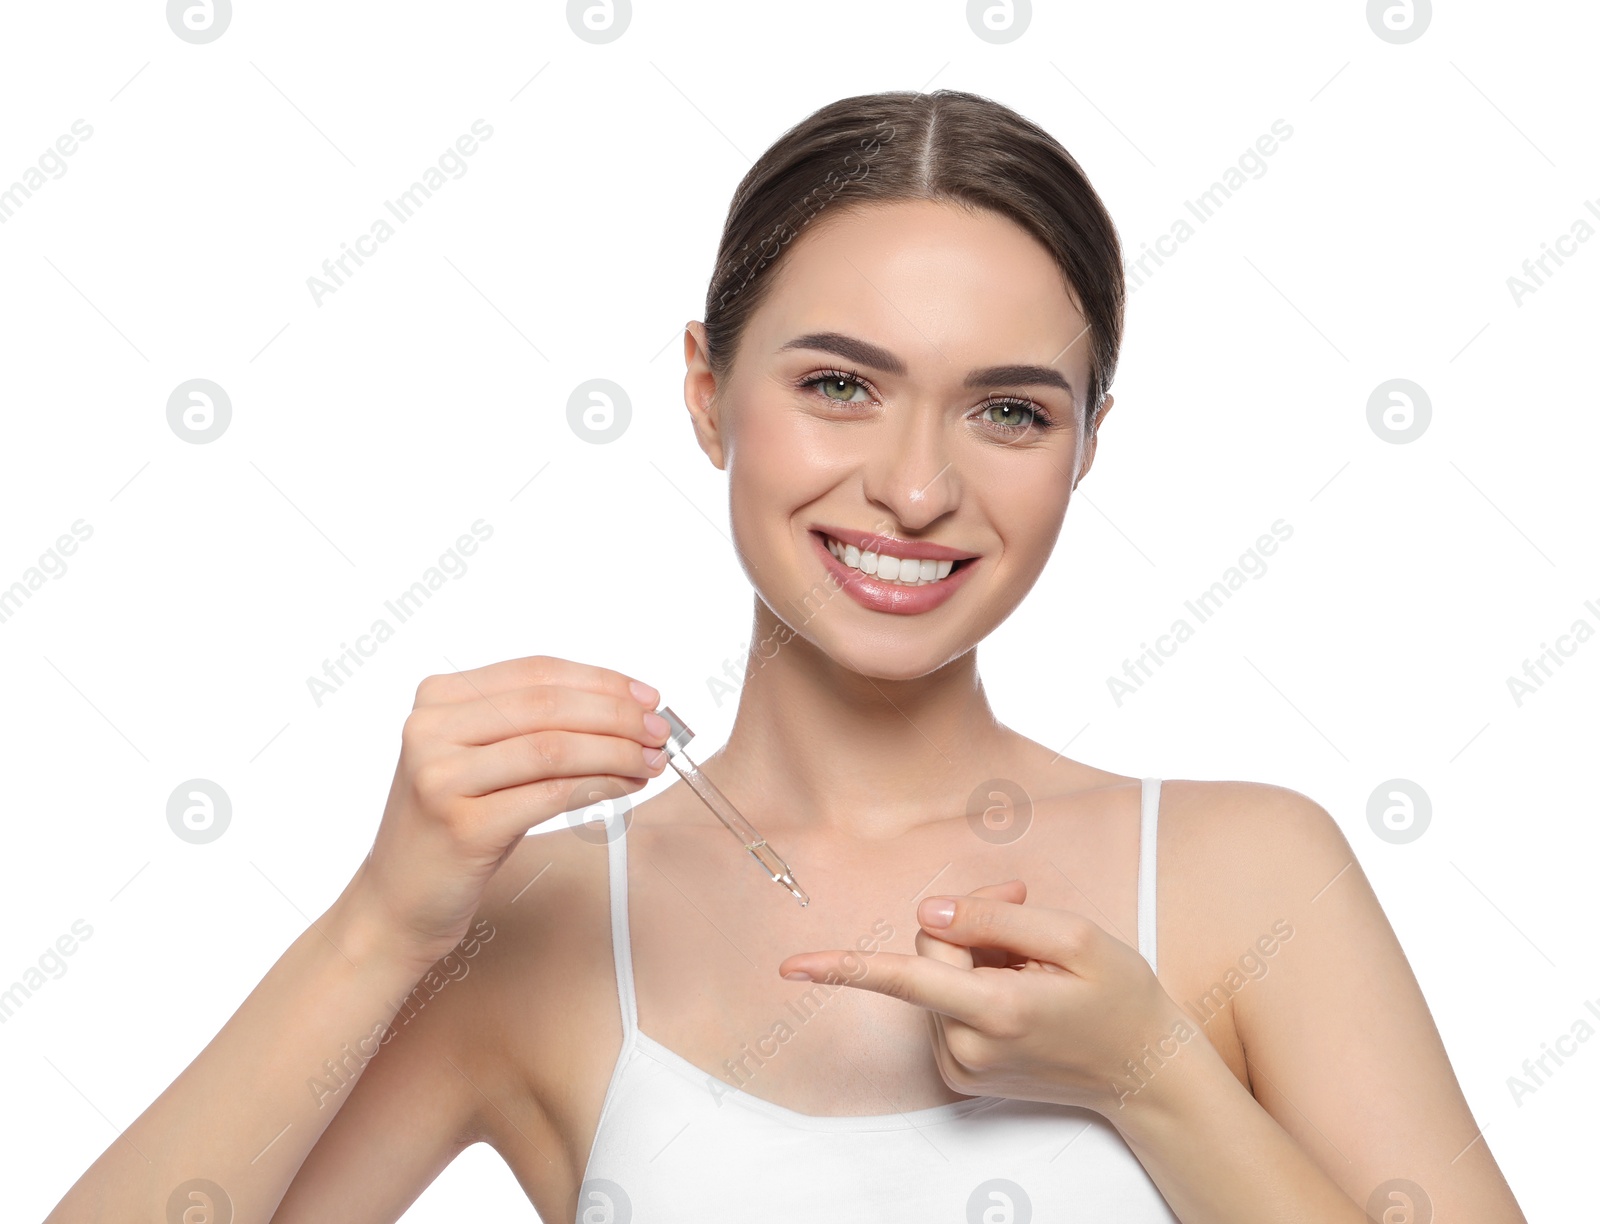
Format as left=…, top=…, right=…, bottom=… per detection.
left=684, top=197, right=1110, bottom=681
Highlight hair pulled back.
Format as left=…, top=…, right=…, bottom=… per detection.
left=702, top=89, right=1126, bottom=432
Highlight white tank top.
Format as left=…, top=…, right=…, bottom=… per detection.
left=576, top=777, right=1178, bottom=1224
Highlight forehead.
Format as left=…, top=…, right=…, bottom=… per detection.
left=748, top=198, right=1092, bottom=404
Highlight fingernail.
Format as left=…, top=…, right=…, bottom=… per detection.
left=630, top=679, right=659, bottom=706
left=643, top=745, right=668, bottom=769
left=921, top=898, right=955, bottom=927
left=782, top=970, right=812, bottom=982
left=643, top=711, right=669, bottom=738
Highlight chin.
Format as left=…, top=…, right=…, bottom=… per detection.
left=813, top=629, right=975, bottom=683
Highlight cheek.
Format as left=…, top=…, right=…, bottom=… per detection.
left=727, top=391, right=789, bottom=470
left=725, top=396, right=817, bottom=559
left=727, top=392, right=847, bottom=507
left=976, top=463, right=1073, bottom=569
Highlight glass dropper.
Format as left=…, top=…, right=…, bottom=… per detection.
left=653, top=707, right=809, bottom=907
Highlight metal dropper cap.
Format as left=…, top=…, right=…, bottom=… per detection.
left=654, top=707, right=695, bottom=758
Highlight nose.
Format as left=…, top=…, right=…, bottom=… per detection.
left=860, top=400, right=962, bottom=533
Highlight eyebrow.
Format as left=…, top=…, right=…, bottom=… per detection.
left=778, top=331, right=1075, bottom=400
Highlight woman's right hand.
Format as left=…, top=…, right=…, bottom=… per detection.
left=353, top=654, right=670, bottom=968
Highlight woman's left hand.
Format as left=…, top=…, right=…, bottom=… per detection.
left=775, top=880, right=1203, bottom=1119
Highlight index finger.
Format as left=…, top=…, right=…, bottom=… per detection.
left=414, top=654, right=659, bottom=708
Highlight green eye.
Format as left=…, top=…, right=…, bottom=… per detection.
left=800, top=371, right=872, bottom=403
left=984, top=402, right=1034, bottom=428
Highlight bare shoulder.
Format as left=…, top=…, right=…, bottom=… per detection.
left=476, top=811, right=616, bottom=946
left=1153, top=777, right=1355, bottom=952
left=472, top=816, right=622, bottom=1107
left=1010, top=737, right=1351, bottom=942
left=409, top=817, right=623, bottom=1215
left=1155, top=777, right=1350, bottom=869
left=1133, top=778, right=1359, bottom=1081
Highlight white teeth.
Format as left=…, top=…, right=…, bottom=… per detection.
left=822, top=534, right=962, bottom=586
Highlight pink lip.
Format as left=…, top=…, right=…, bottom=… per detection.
left=809, top=524, right=977, bottom=562
left=809, top=530, right=979, bottom=616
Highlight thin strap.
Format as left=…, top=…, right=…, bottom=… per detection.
left=1136, top=777, right=1161, bottom=975
left=605, top=815, right=639, bottom=1038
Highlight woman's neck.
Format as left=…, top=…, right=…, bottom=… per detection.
left=701, top=600, right=1019, bottom=841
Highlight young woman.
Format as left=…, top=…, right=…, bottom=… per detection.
left=48, top=89, right=1526, bottom=1224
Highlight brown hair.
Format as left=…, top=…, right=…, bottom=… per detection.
left=702, top=88, right=1126, bottom=436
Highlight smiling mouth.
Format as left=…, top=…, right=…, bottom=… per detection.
left=813, top=530, right=976, bottom=587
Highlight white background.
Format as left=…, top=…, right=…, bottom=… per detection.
left=2, top=2, right=1594, bottom=1220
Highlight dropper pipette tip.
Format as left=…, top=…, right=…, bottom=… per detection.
left=779, top=872, right=810, bottom=908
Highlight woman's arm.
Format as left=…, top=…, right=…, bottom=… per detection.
left=43, top=655, right=670, bottom=1222
left=1113, top=783, right=1526, bottom=1223
left=43, top=865, right=479, bottom=1224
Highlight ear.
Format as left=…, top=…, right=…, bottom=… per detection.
left=683, top=320, right=727, bottom=471
left=1073, top=393, right=1113, bottom=488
